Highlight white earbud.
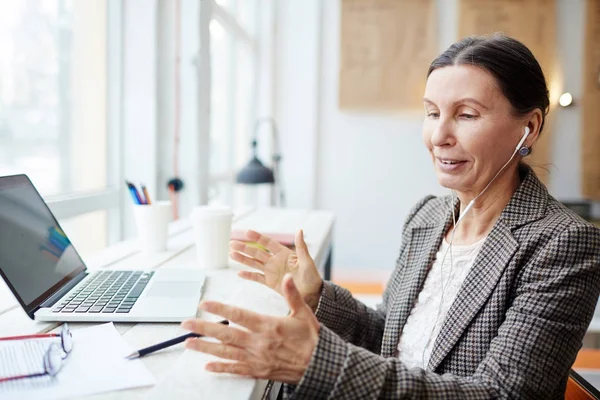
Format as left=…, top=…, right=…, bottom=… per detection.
left=515, top=126, right=530, bottom=156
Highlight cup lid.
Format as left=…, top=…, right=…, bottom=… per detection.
left=190, top=205, right=233, bottom=220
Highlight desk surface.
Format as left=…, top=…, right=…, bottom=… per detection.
left=0, top=207, right=334, bottom=399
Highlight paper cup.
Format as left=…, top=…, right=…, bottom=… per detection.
left=190, top=205, right=233, bottom=269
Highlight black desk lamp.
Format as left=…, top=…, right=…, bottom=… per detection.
left=236, top=118, right=285, bottom=207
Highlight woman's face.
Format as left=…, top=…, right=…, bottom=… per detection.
left=422, top=65, right=526, bottom=195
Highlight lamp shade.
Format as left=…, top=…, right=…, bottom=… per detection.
left=236, top=156, right=275, bottom=184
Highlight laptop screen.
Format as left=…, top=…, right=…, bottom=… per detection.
left=0, top=175, right=86, bottom=313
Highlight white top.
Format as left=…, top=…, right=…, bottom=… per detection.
left=396, top=236, right=486, bottom=370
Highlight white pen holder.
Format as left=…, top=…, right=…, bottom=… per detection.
left=132, top=201, right=172, bottom=253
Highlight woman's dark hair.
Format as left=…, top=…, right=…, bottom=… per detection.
left=427, top=34, right=550, bottom=135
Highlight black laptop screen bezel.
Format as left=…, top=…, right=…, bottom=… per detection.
left=0, top=174, right=87, bottom=319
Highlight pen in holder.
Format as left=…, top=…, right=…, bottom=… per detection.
left=132, top=201, right=172, bottom=253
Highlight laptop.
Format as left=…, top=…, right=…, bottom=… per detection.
left=0, top=174, right=205, bottom=322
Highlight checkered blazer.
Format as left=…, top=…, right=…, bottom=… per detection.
left=284, top=167, right=600, bottom=399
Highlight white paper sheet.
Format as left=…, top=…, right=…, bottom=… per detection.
left=0, top=323, right=155, bottom=400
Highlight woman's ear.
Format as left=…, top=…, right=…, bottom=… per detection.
left=525, top=109, right=544, bottom=147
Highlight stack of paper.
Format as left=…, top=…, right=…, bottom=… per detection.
left=0, top=323, right=155, bottom=400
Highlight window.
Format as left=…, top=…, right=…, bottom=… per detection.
left=164, top=0, right=271, bottom=213
left=208, top=0, right=260, bottom=207
left=0, top=0, right=120, bottom=255
left=209, top=19, right=234, bottom=177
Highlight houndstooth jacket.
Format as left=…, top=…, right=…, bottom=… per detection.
left=284, top=167, right=600, bottom=399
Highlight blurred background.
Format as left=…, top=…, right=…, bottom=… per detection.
left=0, top=0, right=598, bottom=295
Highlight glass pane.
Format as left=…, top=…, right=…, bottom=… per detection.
left=209, top=180, right=233, bottom=206
left=234, top=41, right=255, bottom=170
left=59, top=210, right=107, bottom=260
left=231, top=40, right=259, bottom=208
left=209, top=19, right=233, bottom=176
left=233, top=42, right=254, bottom=159
left=235, top=0, right=257, bottom=38
left=214, top=0, right=234, bottom=14
left=0, top=0, right=108, bottom=197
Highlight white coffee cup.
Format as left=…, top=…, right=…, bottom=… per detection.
left=190, top=205, right=233, bottom=269
left=132, top=201, right=172, bottom=253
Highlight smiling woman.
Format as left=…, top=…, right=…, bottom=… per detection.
left=422, top=36, right=548, bottom=213
left=181, top=34, right=600, bottom=400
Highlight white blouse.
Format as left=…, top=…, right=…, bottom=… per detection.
left=396, top=236, right=486, bottom=370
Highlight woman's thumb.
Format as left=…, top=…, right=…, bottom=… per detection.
left=282, top=274, right=306, bottom=315
left=295, top=229, right=310, bottom=259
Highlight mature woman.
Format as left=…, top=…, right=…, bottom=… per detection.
left=181, top=35, right=600, bottom=399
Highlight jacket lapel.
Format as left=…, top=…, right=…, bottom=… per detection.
left=381, top=213, right=452, bottom=358
left=427, top=223, right=519, bottom=371
left=426, top=167, right=548, bottom=371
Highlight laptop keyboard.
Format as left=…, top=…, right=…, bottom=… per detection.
left=51, top=270, right=154, bottom=314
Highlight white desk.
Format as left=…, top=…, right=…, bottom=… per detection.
left=0, top=207, right=334, bottom=399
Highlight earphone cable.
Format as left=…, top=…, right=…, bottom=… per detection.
left=421, top=192, right=457, bottom=369
left=418, top=127, right=529, bottom=369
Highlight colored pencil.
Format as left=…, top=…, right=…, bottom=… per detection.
left=141, top=185, right=152, bottom=205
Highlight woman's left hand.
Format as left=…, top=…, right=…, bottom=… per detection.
left=181, top=274, right=320, bottom=384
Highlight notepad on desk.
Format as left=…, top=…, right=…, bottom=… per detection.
left=230, top=230, right=296, bottom=250
left=0, top=323, right=155, bottom=400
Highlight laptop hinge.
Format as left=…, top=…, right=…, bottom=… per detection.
left=39, top=271, right=89, bottom=309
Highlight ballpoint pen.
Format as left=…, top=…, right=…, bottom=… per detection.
left=125, top=320, right=229, bottom=359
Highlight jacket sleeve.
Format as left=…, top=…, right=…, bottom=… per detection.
left=313, top=196, right=435, bottom=354
left=313, top=281, right=386, bottom=354
left=285, top=223, right=600, bottom=399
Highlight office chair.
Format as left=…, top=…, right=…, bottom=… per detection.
left=566, top=369, right=600, bottom=400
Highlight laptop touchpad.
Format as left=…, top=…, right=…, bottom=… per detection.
left=145, top=282, right=199, bottom=298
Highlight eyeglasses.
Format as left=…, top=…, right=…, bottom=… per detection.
left=0, top=324, right=73, bottom=383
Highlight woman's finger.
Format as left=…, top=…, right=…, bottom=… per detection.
left=245, top=230, right=287, bottom=254
left=185, top=338, right=249, bottom=362
left=281, top=274, right=308, bottom=316
left=205, top=361, right=254, bottom=377
left=199, top=301, right=265, bottom=332
left=294, top=230, right=311, bottom=261
left=230, top=240, right=272, bottom=263
left=181, top=319, right=252, bottom=347
left=229, top=251, right=265, bottom=271
left=237, top=270, right=267, bottom=286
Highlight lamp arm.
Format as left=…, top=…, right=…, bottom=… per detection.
left=252, top=117, right=281, bottom=156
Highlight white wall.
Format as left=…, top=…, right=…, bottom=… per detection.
left=551, top=0, right=586, bottom=201
left=275, top=0, right=593, bottom=281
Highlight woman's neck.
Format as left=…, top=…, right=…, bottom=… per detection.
left=448, top=168, right=521, bottom=245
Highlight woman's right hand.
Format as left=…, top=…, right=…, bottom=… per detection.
left=229, top=229, right=323, bottom=312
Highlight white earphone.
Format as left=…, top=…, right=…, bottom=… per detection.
left=421, top=125, right=531, bottom=369
left=517, top=126, right=531, bottom=156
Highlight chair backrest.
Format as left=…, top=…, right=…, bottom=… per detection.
left=566, top=370, right=600, bottom=400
